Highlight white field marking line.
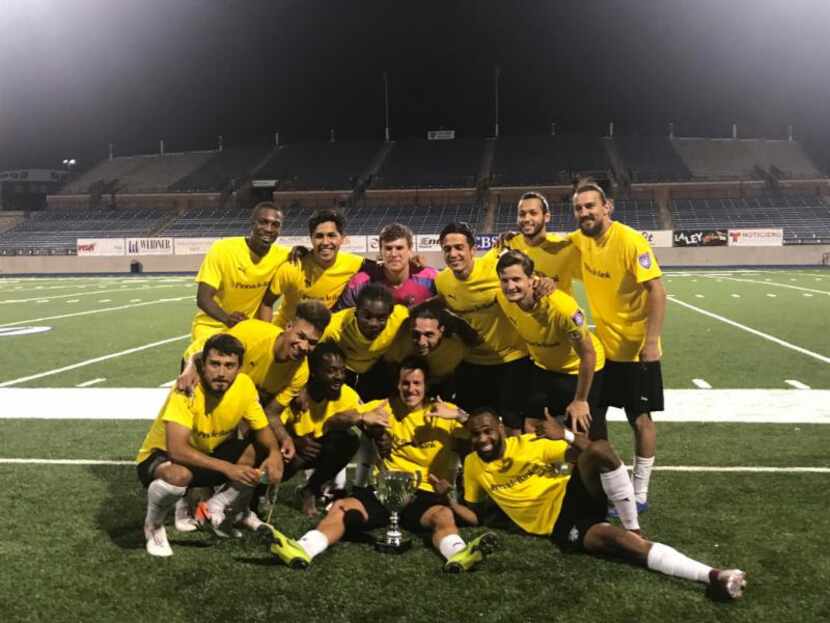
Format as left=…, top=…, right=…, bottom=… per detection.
left=695, top=294, right=704, bottom=298
left=98, top=299, right=112, bottom=303
left=76, top=378, right=106, bottom=388
left=731, top=294, right=741, bottom=298
left=667, top=295, right=830, bottom=364
left=710, top=275, right=830, bottom=296
left=129, top=298, right=142, bottom=302
left=159, top=380, right=176, bottom=387
left=0, top=458, right=827, bottom=473
left=692, top=378, right=712, bottom=389
left=785, top=380, right=811, bottom=390
left=766, top=293, right=777, bottom=298
left=803, top=293, right=813, bottom=297
left=0, top=296, right=191, bottom=328
left=0, top=334, right=190, bottom=387
left=66, top=299, right=80, bottom=303
left=0, top=283, right=188, bottom=304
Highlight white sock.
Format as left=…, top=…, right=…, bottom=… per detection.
left=145, top=480, right=186, bottom=527
left=633, top=455, right=655, bottom=504
left=353, top=435, right=377, bottom=488
left=298, top=529, right=329, bottom=559
left=438, top=534, right=466, bottom=560
left=333, top=467, right=347, bottom=490
left=600, top=464, right=640, bottom=531
left=647, top=542, right=712, bottom=584
left=207, top=483, right=254, bottom=517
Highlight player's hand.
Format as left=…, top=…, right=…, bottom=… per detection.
left=288, top=245, right=310, bottom=264
left=225, top=311, right=247, bottom=327
left=535, top=407, right=566, bottom=441
left=412, top=254, right=427, bottom=270
left=428, top=474, right=453, bottom=497
left=639, top=341, right=661, bottom=362
left=361, top=400, right=390, bottom=429
left=224, top=463, right=261, bottom=487
left=176, top=361, right=199, bottom=396
left=532, top=276, right=558, bottom=299
left=565, top=400, right=592, bottom=434
left=429, top=398, right=466, bottom=421
left=261, top=454, right=284, bottom=485
left=294, top=435, right=322, bottom=461
left=279, top=436, right=296, bottom=462
left=497, top=231, right=518, bottom=248
left=373, top=431, right=393, bottom=459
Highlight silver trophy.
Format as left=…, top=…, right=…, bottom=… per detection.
left=374, top=470, right=421, bottom=553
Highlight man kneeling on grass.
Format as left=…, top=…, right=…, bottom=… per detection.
left=458, top=408, right=747, bottom=600
left=135, top=334, right=283, bottom=557
left=263, top=356, right=498, bottom=572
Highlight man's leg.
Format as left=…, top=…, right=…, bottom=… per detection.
left=301, top=429, right=361, bottom=517
left=631, top=412, right=656, bottom=508
left=498, top=357, right=533, bottom=437
left=575, top=440, right=640, bottom=532
left=140, top=456, right=192, bottom=557
left=582, top=525, right=746, bottom=600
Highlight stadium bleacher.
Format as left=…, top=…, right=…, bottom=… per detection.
left=491, top=135, right=611, bottom=186
left=171, top=145, right=274, bottom=193
left=342, top=202, right=484, bottom=235
left=614, top=136, right=692, bottom=182
left=256, top=141, right=380, bottom=191
left=372, top=139, right=484, bottom=189
left=670, top=138, right=821, bottom=180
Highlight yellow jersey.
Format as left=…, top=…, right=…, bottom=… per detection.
left=435, top=251, right=528, bottom=365
left=383, top=329, right=466, bottom=382
left=280, top=384, right=362, bottom=439
left=569, top=222, right=663, bottom=362
left=504, top=233, right=580, bottom=295
left=362, top=399, right=468, bottom=494
left=191, top=237, right=290, bottom=343
left=497, top=290, right=605, bottom=374
left=270, top=252, right=364, bottom=327
left=182, top=319, right=308, bottom=408
left=136, top=373, right=268, bottom=464
left=463, top=434, right=569, bottom=536
left=321, top=305, right=409, bottom=373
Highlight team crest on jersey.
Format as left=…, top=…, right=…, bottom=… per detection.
left=571, top=310, right=584, bottom=326
left=638, top=252, right=651, bottom=269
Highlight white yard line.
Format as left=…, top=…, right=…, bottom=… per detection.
left=692, top=378, right=712, bottom=389
left=0, top=335, right=189, bottom=387
left=785, top=380, right=811, bottom=390
left=76, top=378, right=106, bottom=387
left=0, top=283, right=188, bottom=304
left=668, top=296, right=830, bottom=364
left=159, top=380, right=176, bottom=387
left=710, top=275, right=830, bottom=296
left=0, top=296, right=191, bottom=328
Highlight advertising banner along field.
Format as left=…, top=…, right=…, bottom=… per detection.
left=672, top=229, right=729, bottom=247
left=76, top=238, right=125, bottom=257
left=126, top=238, right=174, bottom=256
left=727, top=228, right=783, bottom=247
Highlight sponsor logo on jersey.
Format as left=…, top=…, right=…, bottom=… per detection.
left=638, top=252, right=652, bottom=269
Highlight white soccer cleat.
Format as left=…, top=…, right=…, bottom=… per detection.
left=144, top=524, right=173, bottom=557
left=174, top=498, right=199, bottom=533
left=236, top=510, right=265, bottom=532
left=712, top=569, right=747, bottom=600
left=194, top=501, right=241, bottom=538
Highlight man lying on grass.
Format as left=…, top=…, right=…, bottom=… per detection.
left=455, top=408, right=747, bottom=600
left=263, top=355, right=498, bottom=572
left=135, top=334, right=282, bottom=557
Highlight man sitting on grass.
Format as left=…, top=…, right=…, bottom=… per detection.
left=263, top=356, right=498, bottom=573
left=458, top=408, right=747, bottom=600
left=135, top=334, right=282, bottom=557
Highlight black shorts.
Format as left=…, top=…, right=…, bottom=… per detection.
left=550, top=467, right=609, bottom=551
left=600, top=360, right=664, bottom=423
left=136, top=436, right=251, bottom=488
left=346, top=487, right=464, bottom=536
left=526, top=367, right=607, bottom=440
left=346, top=360, right=395, bottom=402
left=454, top=357, right=534, bottom=429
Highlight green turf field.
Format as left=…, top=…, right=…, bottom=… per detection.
left=1, top=268, right=829, bottom=622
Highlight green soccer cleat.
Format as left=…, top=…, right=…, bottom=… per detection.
left=443, top=531, right=498, bottom=573
left=256, top=525, right=311, bottom=570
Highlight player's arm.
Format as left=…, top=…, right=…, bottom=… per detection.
left=197, top=282, right=246, bottom=327
left=263, top=398, right=296, bottom=461
left=257, top=289, right=278, bottom=322
left=641, top=277, right=666, bottom=362
left=323, top=400, right=391, bottom=433
left=164, top=421, right=260, bottom=486
left=251, top=421, right=284, bottom=485
left=428, top=474, right=480, bottom=525
left=566, top=333, right=596, bottom=434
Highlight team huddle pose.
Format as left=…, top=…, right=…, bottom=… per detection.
left=135, top=180, right=747, bottom=600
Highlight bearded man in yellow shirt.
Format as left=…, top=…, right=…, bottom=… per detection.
left=460, top=409, right=746, bottom=601
left=264, top=356, right=498, bottom=572
left=136, top=334, right=282, bottom=557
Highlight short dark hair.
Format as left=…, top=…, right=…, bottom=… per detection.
left=356, top=282, right=394, bottom=312
left=295, top=299, right=332, bottom=335
left=202, top=333, right=245, bottom=366
left=252, top=201, right=282, bottom=219
left=398, top=355, right=430, bottom=382
left=308, top=209, right=346, bottom=235
left=438, top=222, right=475, bottom=248
left=379, top=223, right=414, bottom=248
left=496, top=249, right=535, bottom=278
left=468, top=407, right=501, bottom=425
left=518, top=191, right=549, bottom=214
left=309, top=341, right=345, bottom=375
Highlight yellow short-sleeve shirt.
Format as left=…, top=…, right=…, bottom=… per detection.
left=505, top=233, right=581, bottom=295
left=322, top=305, right=409, bottom=373
left=383, top=329, right=466, bottom=382
left=280, top=384, right=362, bottom=439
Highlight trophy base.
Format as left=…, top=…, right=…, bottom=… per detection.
left=374, top=537, right=413, bottom=554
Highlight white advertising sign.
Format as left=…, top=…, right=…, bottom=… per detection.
left=727, top=228, right=783, bottom=247
left=415, top=234, right=441, bottom=252
left=174, top=238, right=218, bottom=255
left=126, top=238, right=174, bottom=256
left=76, top=238, right=125, bottom=257
left=427, top=130, right=455, bottom=140
left=367, top=235, right=380, bottom=253
left=341, top=235, right=367, bottom=253
left=640, top=230, right=673, bottom=248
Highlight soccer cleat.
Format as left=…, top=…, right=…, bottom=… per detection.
left=443, top=531, right=498, bottom=573
left=607, top=500, right=649, bottom=519
left=174, top=498, right=199, bottom=533
left=257, top=525, right=311, bottom=569
left=144, top=524, right=173, bottom=557
left=236, top=510, right=264, bottom=532
left=708, top=569, right=747, bottom=601
left=194, top=501, right=241, bottom=538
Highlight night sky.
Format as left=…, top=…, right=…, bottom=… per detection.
left=2, top=0, right=830, bottom=171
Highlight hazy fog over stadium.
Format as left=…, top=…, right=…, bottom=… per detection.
left=3, top=0, right=830, bottom=171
